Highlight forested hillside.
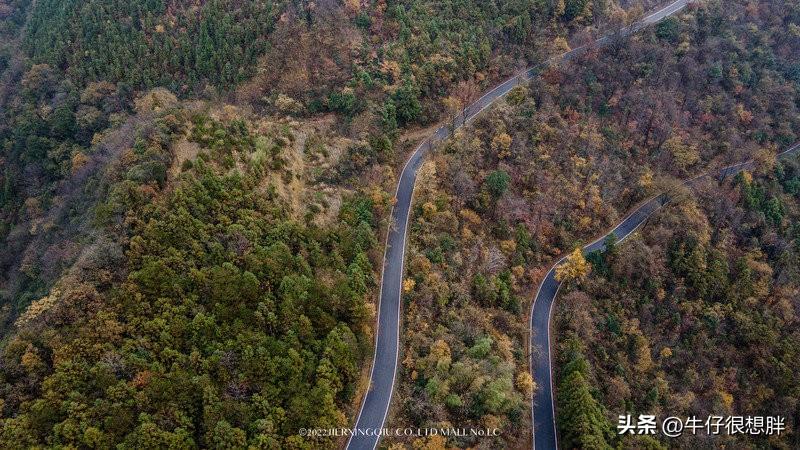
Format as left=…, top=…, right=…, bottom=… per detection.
left=2, top=0, right=798, bottom=447
left=245, top=0, right=631, bottom=118
left=24, top=0, right=280, bottom=91
left=0, top=0, right=640, bottom=327
left=0, top=0, right=650, bottom=447
left=0, top=99, right=383, bottom=447
left=554, top=157, right=800, bottom=448
left=389, top=0, right=800, bottom=447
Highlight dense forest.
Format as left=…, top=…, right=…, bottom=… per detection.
left=1, top=0, right=799, bottom=448
left=388, top=0, right=800, bottom=448
left=0, top=0, right=637, bottom=325
left=0, top=100, right=382, bottom=447
left=24, top=0, right=282, bottom=91
left=554, top=157, right=800, bottom=448
left=0, top=0, right=631, bottom=447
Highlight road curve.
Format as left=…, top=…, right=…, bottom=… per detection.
left=347, top=2, right=691, bottom=449
left=529, top=140, right=800, bottom=450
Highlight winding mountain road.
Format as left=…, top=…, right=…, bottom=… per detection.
left=529, top=140, right=800, bottom=450
left=347, top=2, right=691, bottom=449
left=529, top=196, right=667, bottom=450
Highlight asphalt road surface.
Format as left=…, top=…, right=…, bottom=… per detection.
left=529, top=140, right=800, bottom=450
left=347, top=2, right=691, bottom=449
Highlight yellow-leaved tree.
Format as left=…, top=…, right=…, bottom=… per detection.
left=664, top=136, right=699, bottom=171
left=555, top=248, right=591, bottom=283
left=491, top=132, right=513, bottom=159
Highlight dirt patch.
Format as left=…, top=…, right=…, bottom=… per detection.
left=169, top=138, right=200, bottom=179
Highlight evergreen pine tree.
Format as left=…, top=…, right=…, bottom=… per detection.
left=557, top=343, right=612, bottom=449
